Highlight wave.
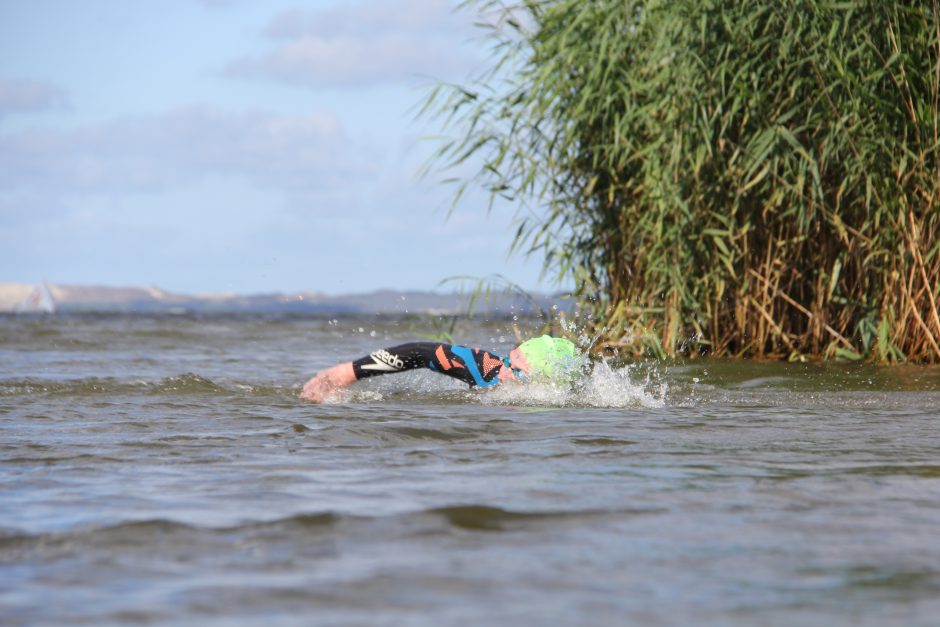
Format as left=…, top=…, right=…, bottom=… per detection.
left=0, top=505, right=647, bottom=562
left=0, top=359, right=669, bottom=408
left=0, top=374, right=293, bottom=398
left=6, top=371, right=933, bottom=411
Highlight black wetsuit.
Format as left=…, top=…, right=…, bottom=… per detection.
left=351, top=342, right=507, bottom=388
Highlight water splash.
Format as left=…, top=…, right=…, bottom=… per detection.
left=481, top=360, right=666, bottom=408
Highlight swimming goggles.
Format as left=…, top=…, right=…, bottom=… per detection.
left=502, top=355, right=526, bottom=380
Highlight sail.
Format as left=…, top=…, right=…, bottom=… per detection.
left=16, top=282, right=56, bottom=314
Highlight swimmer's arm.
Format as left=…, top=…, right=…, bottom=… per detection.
left=300, top=362, right=356, bottom=403
left=299, top=343, right=440, bottom=403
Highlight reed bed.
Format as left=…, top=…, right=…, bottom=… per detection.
left=424, top=0, right=940, bottom=362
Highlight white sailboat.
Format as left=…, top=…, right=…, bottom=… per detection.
left=15, top=282, right=56, bottom=314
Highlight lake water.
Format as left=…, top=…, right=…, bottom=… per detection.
left=2, top=313, right=940, bottom=626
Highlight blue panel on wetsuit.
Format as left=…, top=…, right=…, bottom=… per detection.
left=449, top=345, right=499, bottom=387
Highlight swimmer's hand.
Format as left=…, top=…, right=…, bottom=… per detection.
left=300, top=362, right=356, bottom=403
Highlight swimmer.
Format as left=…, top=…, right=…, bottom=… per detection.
left=300, top=335, right=577, bottom=403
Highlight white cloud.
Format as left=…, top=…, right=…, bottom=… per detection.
left=0, top=78, right=69, bottom=117
left=0, top=106, right=365, bottom=194
left=225, top=0, right=479, bottom=88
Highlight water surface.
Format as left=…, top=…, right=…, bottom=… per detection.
left=2, top=314, right=939, bottom=626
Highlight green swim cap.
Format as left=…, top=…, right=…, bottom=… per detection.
left=517, top=335, right=578, bottom=379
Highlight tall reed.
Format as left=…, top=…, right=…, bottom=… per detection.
left=424, top=0, right=940, bottom=362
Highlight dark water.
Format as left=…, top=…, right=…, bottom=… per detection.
left=2, top=313, right=940, bottom=626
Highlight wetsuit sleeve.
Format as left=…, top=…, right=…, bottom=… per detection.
left=351, top=342, right=504, bottom=388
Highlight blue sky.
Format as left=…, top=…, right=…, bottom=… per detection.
left=0, top=0, right=548, bottom=295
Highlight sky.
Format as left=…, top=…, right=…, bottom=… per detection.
left=0, top=0, right=549, bottom=296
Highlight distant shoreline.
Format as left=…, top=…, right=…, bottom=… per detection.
left=0, top=282, right=570, bottom=315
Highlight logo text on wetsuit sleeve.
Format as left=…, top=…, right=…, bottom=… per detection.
left=361, top=349, right=405, bottom=371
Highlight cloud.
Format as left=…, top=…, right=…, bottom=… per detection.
left=0, top=106, right=367, bottom=194
left=225, top=0, right=479, bottom=88
left=0, top=78, right=69, bottom=117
